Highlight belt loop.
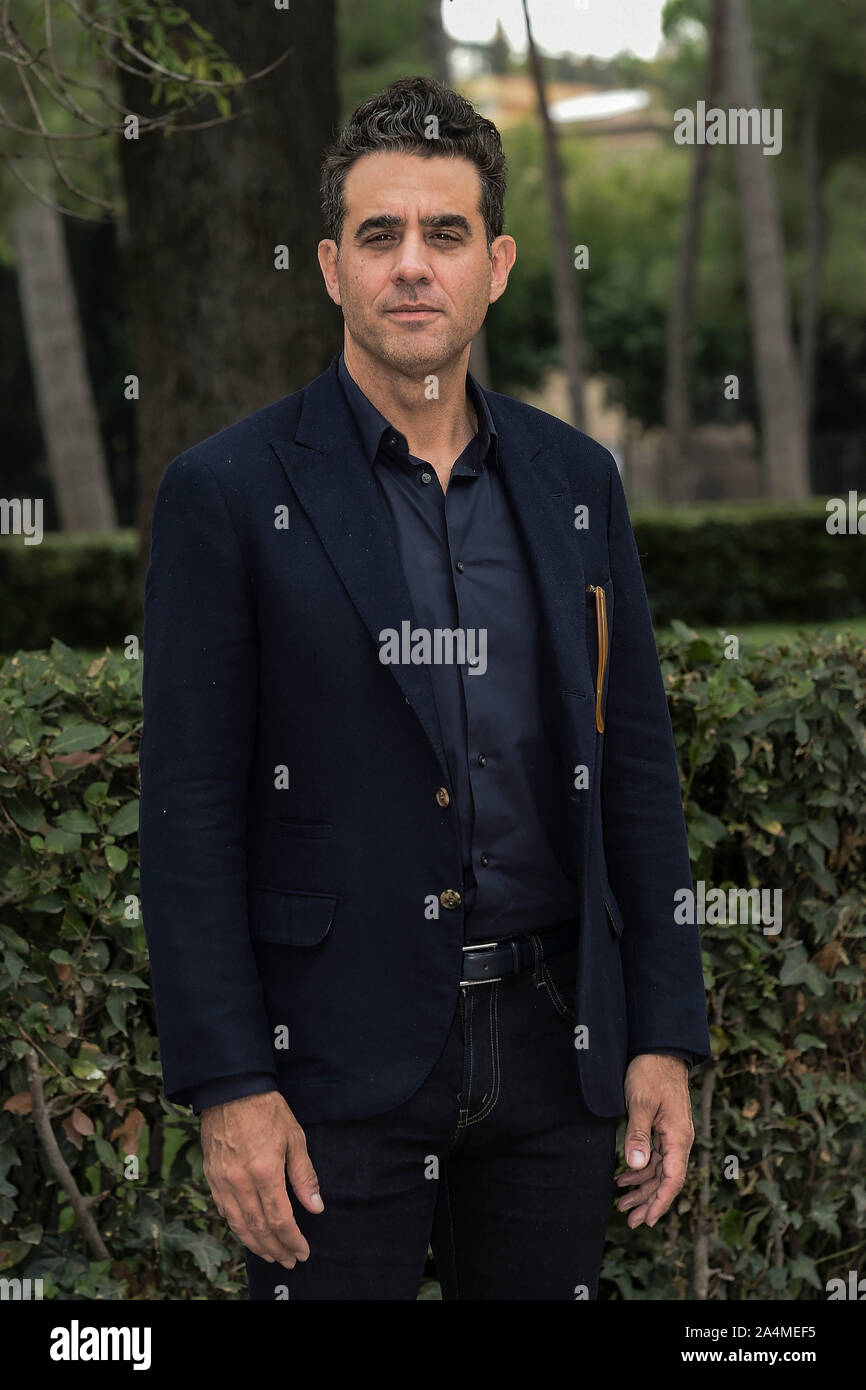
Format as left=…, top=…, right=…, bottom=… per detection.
left=510, top=938, right=520, bottom=976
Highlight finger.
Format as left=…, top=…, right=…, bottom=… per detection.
left=255, top=1166, right=311, bottom=1263
left=285, top=1128, right=325, bottom=1216
left=247, top=1161, right=311, bottom=1262
left=617, top=1175, right=662, bottom=1212
left=644, top=1169, right=686, bottom=1227
left=631, top=1135, right=690, bottom=1227
left=215, top=1187, right=296, bottom=1267
left=217, top=1173, right=304, bottom=1265
left=615, top=1153, right=663, bottom=1187
left=626, top=1201, right=653, bottom=1229
left=623, top=1103, right=657, bottom=1170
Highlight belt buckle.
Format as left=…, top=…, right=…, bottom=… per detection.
left=460, top=939, right=503, bottom=987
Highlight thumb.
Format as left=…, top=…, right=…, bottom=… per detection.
left=285, top=1127, right=325, bottom=1214
left=624, top=1107, right=654, bottom=1170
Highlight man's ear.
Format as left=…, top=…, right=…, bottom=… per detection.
left=488, top=234, right=517, bottom=306
left=317, top=239, right=342, bottom=306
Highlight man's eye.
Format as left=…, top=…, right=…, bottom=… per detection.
left=364, top=231, right=460, bottom=244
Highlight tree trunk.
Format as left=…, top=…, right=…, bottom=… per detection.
left=424, top=0, right=492, bottom=387
left=723, top=0, right=808, bottom=499
left=117, top=0, right=340, bottom=566
left=423, top=0, right=450, bottom=86
left=521, top=0, right=585, bottom=428
left=663, top=0, right=724, bottom=502
left=799, top=96, right=823, bottom=442
left=13, top=201, right=116, bottom=531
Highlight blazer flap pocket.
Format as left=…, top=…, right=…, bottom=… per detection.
left=602, top=885, right=626, bottom=938
left=249, top=888, right=337, bottom=946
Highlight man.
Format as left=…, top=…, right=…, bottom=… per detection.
left=139, top=76, right=711, bottom=1301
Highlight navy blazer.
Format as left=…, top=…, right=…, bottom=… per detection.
left=139, top=353, right=711, bottom=1124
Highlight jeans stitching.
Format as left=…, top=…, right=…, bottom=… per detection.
left=528, top=932, right=544, bottom=986
left=464, top=982, right=501, bottom=1126
left=458, top=986, right=474, bottom=1129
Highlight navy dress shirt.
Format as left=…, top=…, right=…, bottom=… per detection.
left=337, top=352, right=580, bottom=946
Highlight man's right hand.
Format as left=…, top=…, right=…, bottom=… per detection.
left=201, top=1090, right=324, bottom=1267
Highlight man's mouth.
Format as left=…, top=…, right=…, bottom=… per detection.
left=386, top=306, right=441, bottom=317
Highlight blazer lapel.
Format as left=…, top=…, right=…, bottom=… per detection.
left=486, top=393, right=594, bottom=703
left=269, top=357, right=450, bottom=778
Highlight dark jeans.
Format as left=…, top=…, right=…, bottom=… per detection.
left=245, top=934, right=618, bottom=1300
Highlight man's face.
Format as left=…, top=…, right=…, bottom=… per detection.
left=318, top=150, right=515, bottom=376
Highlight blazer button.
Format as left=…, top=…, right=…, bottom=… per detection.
left=435, top=787, right=450, bottom=807
left=440, top=889, right=462, bottom=910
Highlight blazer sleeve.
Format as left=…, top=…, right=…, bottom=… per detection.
left=139, top=453, right=278, bottom=1106
left=601, top=454, right=712, bottom=1064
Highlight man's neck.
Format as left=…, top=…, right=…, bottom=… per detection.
left=343, top=339, right=477, bottom=478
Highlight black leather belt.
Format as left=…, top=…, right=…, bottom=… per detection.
left=459, top=918, right=579, bottom=986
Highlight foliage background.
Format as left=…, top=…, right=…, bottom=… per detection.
left=1, top=630, right=863, bottom=1299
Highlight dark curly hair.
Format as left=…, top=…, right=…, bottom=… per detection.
left=320, top=76, right=507, bottom=249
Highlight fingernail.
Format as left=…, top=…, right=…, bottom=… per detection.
left=310, top=1192, right=324, bottom=1211
left=627, top=1149, right=647, bottom=1166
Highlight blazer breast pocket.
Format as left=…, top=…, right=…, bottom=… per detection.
left=248, top=887, right=338, bottom=946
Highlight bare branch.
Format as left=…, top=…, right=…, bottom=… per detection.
left=62, top=0, right=292, bottom=90
left=2, top=152, right=114, bottom=220
left=13, top=48, right=114, bottom=211
left=24, top=1047, right=111, bottom=1259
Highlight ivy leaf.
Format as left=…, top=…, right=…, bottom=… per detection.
left=44, top=828, right=82, bottom=854
left=106, top=800, right=140, bottom=837
left=4, top=792, right=45, bottom=832
left=57, top=810, right=98, bottom=834
left=105, top=843, right=129, bottom=872
left=50, top=723, right=110, bottom=754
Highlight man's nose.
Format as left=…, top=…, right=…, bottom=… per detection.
left=390, top=232, right=433, bottom=283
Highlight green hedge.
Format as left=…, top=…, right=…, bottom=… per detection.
left=0, top=630, right=864, bottom=1299
left=631, top=501, right=865, bottom=627
left=0, top=533, right=142, bottom=655
left=1, top=502, right=864, bottom=652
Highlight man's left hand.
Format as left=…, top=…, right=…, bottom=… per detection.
left=615, top=1054, right=695, bottom=1230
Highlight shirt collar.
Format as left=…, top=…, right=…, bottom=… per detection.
left=337, top=349, right=498, bottom=471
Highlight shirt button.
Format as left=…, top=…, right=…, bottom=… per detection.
left=477, top=752, right=486, bottom=766
left=420, top=471, right=432, bottom=484
left=387, top=434, right=398, bottom=447
left=435, top=787, right=450, bottom=807
left=440, top=889, right=462, bottom=910
left=468, top=655, right=479, bottom=667
left=480, top=854, right=489, bottom=867
left=455, top=560, right=465, bottom=573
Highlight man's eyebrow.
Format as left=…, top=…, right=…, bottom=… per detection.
left=352, top=212, right=473, bottom=240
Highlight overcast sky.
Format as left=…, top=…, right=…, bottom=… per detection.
left=442, top=0, right=668, bottom=61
